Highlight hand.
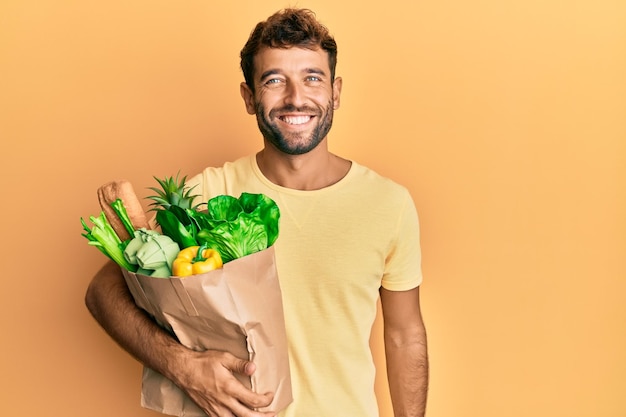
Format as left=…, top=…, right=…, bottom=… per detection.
left=172, top=349, right=276, bottom=417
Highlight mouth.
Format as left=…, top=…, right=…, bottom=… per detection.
left=278, top=115, right=314, bottom=125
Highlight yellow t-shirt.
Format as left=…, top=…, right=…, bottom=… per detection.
left=187, top=155, right=423, bottom=417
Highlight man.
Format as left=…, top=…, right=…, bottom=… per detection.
left=86, top=8, right=428, bottom=417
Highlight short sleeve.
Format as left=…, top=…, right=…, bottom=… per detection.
left=381, top=191, right=423, bottom=291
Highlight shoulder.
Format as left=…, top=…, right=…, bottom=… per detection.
left=186, top=155, right=255, bottom=200
left=348, top=161, right=413, bottom=203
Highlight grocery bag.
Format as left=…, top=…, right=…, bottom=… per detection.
left=121, top=246, right=292, bottom=416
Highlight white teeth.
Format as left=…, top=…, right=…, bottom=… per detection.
left=282, top=116, right=311, bottom=125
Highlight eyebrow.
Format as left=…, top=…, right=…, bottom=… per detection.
left=304, top=67, right=327, bottom=76
left=259, top=69, right=282, bottom=81
left=259, top=67, right=328, bottom=82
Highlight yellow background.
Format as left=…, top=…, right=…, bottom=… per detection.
left=1, top=1, right=624, bottom=416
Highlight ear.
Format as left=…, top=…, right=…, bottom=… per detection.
left=240, top=82, right=256, bottom=115
left=332, top=76, right=343, bottom=110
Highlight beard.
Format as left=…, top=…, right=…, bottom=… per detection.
left=255, top=101, right=334, bottom=155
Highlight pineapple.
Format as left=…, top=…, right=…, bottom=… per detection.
left=147, top=173, right=202, bottom=212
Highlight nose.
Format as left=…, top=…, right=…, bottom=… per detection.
left=284, top=81, right=306, bottom=108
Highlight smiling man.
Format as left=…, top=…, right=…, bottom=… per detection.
left=86, top=8, right=428, bottom=417
left=240, top=33, right=350, bottom=192
left=245, top=46, right=339, bottom=156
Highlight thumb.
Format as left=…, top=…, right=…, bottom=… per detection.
left=230, top=358, right=256, bottom=376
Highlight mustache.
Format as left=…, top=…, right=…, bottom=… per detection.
left=269, top=104, right=321, bottom=116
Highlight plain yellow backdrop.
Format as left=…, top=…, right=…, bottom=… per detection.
left=1, top=1, right=624, bottom=416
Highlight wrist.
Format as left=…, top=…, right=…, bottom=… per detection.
left=149, top=331, right=192, bottom=385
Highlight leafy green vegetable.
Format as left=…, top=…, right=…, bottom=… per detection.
left=145, top=171, right=281, bottom=264
left=197, top=213, right=268, bottom=264
left=239, top=192, right=280, bottom=247
left=208, top=195, right=243, bottom=221
left=194, top=193, right=280, bottom=264
left=156, top=209, right=198, bottom=248
left=81, top=212, right=137, bottom=272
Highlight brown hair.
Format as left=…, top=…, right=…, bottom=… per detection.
left=240, top=8, right=338, bottom=90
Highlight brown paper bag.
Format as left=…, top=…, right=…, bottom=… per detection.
left=121, top=246, right=292, bottom=416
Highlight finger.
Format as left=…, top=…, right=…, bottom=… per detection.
left=227, top=397, right=277, bottom=417
left=219, top=356, right=274, bottom=411
left=225, top=356, right=256, bottom=376
left=234, top=389, right=275, bottom=411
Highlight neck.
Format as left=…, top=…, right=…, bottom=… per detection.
left=256, top=141, right=351, bottom=191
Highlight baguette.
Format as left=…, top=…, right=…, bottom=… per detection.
left=97, top=180, right=150, bottom=241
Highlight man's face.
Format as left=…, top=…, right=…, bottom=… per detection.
left=241, top=46, right=342, bottom=155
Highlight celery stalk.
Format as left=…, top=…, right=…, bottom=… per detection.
left=110, top=198, right=137, bottom=238
left=81, top=212, right=137, bottom=272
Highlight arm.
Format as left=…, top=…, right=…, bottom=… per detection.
left=380, top=286, right=429, bottom=417
left=85, top=260, right=275, bottom=417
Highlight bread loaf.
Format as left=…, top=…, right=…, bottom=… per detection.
left=97, top=180, right=149, bottom=241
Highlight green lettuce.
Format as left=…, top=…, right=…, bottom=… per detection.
left=194, top=192, right=280, bottom=263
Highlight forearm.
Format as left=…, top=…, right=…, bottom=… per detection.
left=85, top=260, right=186, bottom=382
left=384, top=324, right=429, bottom=417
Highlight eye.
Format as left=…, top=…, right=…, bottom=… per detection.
left=264, top=78, right=284, bottom=87
left=306, top=75, right=322, bottom=82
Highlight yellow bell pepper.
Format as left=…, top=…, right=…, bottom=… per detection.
left=172, top=244, right=223, bottom=277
